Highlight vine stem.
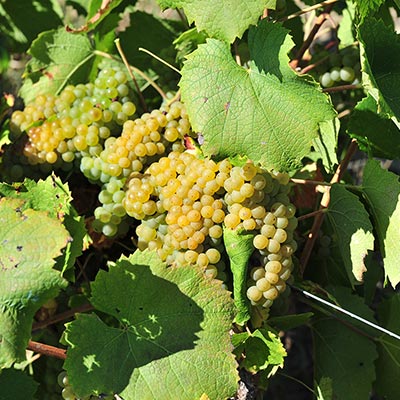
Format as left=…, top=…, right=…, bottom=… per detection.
left=32, top=303, right=94, bottom=333
left=290, top=178, right=332, bottom=186
left=138, top=47, right=181, bottom=75
left=290, top=3, right=335, bottom=70
left=279, top=0, right=339, bottom=22
left=297, top=208, right=327, bottom=221
left=322, top=83, right=363, bottom=93
left=115, top=39, right=147, bottom=112
left=93, top=50, right=167, bottom=99
left=299, top=139, right=358, bottom=273
left=27, top=341, right=66, bottom=360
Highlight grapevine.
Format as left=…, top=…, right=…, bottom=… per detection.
left=1, top=1, right=400, bottom=400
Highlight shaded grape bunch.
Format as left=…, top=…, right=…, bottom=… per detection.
left=318, top=45, right=361, bottom=88
left=57, top=371, right=113, bottom=400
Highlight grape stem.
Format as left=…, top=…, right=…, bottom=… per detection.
left=299, top=139, right=358, bottom=273
left=27, top=340, right=66, bottom=360
left=297, top=208, right=327, bottom=221
left=115, top=39, right=147, bottom=112
left=322, top=83, right=363, bottom=93
left=138, top=47, right=181, bottom=75
left=290, top=178, right=332, bottom=186
left=32, top=303, right=94, bottom=333
left=279, top=0, right=339, bottom=23
left=290, top=3, right=335, bottom=70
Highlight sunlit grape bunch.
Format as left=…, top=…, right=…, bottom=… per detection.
left=87, top=100, right=190, bottom=236
left=80, top=100, right=189, bottom=184
left=9, top=60, right=137, bottom=169
left=124, top=150, right=229, bottom=281
left=121, top=147, right=297, bottom=316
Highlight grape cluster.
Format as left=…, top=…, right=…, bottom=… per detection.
left=9, top=61, right=137, bottom=173
left=124, top=150, right=229, bottom=280
left=86, top=100, right=190, bottom=236
left=318, top=45, right=361, bottom=88
left=121, top=149, right=297, bottom=314
left=57, top=371, right=113, bottom=400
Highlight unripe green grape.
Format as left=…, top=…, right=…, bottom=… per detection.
left=320, top=72, right=334, bottom=88
left=61, top=387, right=75, bottom=400
left=330, top=67, right=341, bottom=82
left=57, top=371, right=68, bottom=388
left=251, top=267, right=265, bottom=281
left=102, top=223, right=118, bottom=237
left=340, top=66, right=355, bottom=82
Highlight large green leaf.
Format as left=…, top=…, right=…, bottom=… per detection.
left=374, top=294, right=400, bottom=399
left=0, top=368, right=38, bottom=400
left=0, top=0, right=63, bottom=52
left=358, top=18, right=400, bottom=120
left=19, top=28, right=95, bottom=104
left=0, top=175, right=86, bottom=277
left=312, top=286, right=378, bottom=400
left=223, top=228, right=254, bottom=325
left=0, top=198, right=69, bottom=368
left=327, top=184, right=374, bottom=284
left=347, top=95, right=400, bottom=159
left=64, top=250, right=238, bottom=400
left=361, top=159, right=400, bottom=287
left=180, top=22, right=335, bottom=172
left=157, top=0, right=275, bottom=43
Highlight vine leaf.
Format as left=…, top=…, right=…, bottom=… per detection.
left=19, top=27, right=95, bottom=104
left=0, top=0, right=63, bottom=52
left=232, top=328, right=286, bottom=376
left=353, top=0, right=386, bottom=21
left=0, top=368, right=38, bottom=400
left=0, top=175, right=86, bottom=277
left=313, top=118, right=339, bottom=173
left=312, top=286, right=378, bottom=400
left=157, top=0, right=276, bottom=43
left=361, top=159, right=400, bottom=287
left=327, top=184, right=374, bottom=284
left=374, top=294, right=400, bottom=399
left=223, top=228, right=254, bottom=325
left=347, top=95, right=400, bottom=159
left=0, top=198, right=69, bottom=368
left=180, top=21, right=335, bottom=172
left=64, top=250, right=238, bottom=400
left=358, top=18, right=400, bottom=121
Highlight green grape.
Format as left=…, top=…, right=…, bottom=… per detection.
left=61, top=387, right=76, bottom=400
left=330, top=66, right=341, bottom=82
left=340, top=66, right=355, bottom=82
left=320, top=71, right=334, bottom=88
